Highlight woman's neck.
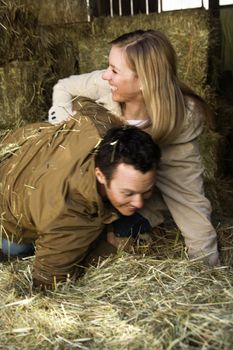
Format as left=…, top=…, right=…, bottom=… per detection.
left=121, top=102, right=149, bottom=121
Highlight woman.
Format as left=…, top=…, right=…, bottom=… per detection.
left=48, top=29, right=219, bottom=265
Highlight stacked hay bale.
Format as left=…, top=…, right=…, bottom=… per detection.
left=0, top=0, right=84, bottom=129
left=0, top=0, right=48, bottom=128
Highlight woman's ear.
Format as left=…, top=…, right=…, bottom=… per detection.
left=95, top=167, right=107, bottom=185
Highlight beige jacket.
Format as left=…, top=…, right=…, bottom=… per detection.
left=48, top=70, right=219, bottom=265
left=0, top=100, right=122, bottom=284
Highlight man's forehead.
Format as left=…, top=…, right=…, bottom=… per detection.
left=113, top=163, right=155, bottom=176
left=111, top=163, right=156, bottom=189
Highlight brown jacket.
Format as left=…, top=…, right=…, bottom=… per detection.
left=0, top=98, right=122, bottom=284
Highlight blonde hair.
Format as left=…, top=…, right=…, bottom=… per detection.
left=111, top=30, right=205, bottom=145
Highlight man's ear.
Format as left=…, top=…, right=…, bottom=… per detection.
left=95, top=167, right=107, bottom=185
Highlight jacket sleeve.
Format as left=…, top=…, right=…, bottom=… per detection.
left=32, top=195, right=105, bottom=286
left=33, top=217, right=103, bottom=285
left=48, top=70, right=109, bottom=124
left=156, top=139, right=219, bottom=266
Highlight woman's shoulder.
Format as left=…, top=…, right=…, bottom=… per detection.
left=184, top=95, right=206, bottom=122
left=172, top=95, right=207, bottom=144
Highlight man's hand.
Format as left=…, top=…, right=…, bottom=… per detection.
left=32, top=278, right=53, bottom=292
left=107, top=231, right=134, bottom=251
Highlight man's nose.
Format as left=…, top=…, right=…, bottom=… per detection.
left=131, top=194, right=144, bottom=209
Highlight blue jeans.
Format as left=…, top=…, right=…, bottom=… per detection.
left=1, top=239, right=34, bottom=256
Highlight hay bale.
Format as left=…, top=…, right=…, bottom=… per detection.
left=0, top=61, right=46, bottom=128
left=0, top=0, right=82, bottom=128
left=0, top=0, right=41, bottom=65
left=38, top=0, right=88, bottom=25
left=220, top=7, right=233, bottom=75
left=50, top=41, right=79, bottom=78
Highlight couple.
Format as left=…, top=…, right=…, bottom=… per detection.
left=0, top=30, right=219, bottom=289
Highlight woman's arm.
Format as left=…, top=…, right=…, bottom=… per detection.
left=48, top=70, right=109, bottom=124
left=157, top=139, right=219, bottom=266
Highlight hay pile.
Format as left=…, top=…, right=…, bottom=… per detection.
left=0, top=227, right=233, bottom=350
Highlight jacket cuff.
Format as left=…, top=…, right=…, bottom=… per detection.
left=188, top=249, right=220, bottom=266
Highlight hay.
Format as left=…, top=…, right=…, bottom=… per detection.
left=0, top=61, right=47, bottom=129
left=0, top=0, right=41, bottom=65
left=220, top=7, right=233, bottom=75
left=0, top=0, right=51, bottom=126
left=0, top=226, right=233, bottom=349
left=37, top=0, right=88, bottom=25
left=0, top=0, right=81, bottom=128
left=199, top=129, right=222, bottom=181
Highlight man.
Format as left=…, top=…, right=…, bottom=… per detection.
left=0, top=97, right=161, bottom=289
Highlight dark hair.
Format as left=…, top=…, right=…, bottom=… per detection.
left=95, top=126, right=161, bottom=182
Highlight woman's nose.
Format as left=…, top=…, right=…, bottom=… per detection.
left=102, top=68, right=111, bottom=81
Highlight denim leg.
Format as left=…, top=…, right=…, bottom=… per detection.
left=1, top=239, right=34, bottom=256
left=112, top=213, right=151, bottom=238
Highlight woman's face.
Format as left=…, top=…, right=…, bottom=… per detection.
left=102, top=46, right=142, bottom=103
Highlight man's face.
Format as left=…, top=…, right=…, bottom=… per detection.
left=95, top=163, right=156, bottom=216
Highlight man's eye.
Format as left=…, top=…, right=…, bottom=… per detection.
left=125, top=193, right=133, bottom=197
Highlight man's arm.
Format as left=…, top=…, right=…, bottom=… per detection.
left=32, top=220, right=104, bottom=289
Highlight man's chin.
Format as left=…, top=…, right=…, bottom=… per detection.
left=119, top=208, right=137, bottom=216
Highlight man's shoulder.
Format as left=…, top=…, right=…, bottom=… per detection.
left=72, top=96, right=123, bottom=137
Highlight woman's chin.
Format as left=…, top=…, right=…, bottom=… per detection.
left=111, top=92, right=121, bottom=102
